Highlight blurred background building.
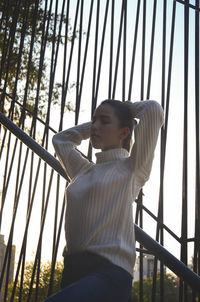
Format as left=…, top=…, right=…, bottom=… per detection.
left=0, top=235, right=15, bottom=301
left=134, top=254, right=166, bottom=281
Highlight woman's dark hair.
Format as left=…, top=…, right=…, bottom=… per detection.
left=100, top=99, right=136, bottom=152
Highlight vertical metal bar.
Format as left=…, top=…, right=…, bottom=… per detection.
left=4, top=147, right=32, bottom=298
left=6, top=0, right=31, bottom=122
left=17, top=1, right=51, bottom=300
left=193, top=1, right=200, bottom=301
left=19, top=251, right=26, bottom=302
left=112, top=0, right=125, bottom=100
left=6, top=141, right=24, bottom=301
left=48, top=194, right=66, bottom=296
left=34, top=0, right=64, bottom=297
left=27, top=168, right=55, bottom=302
left=20, top=1, right=57, bottom=300
left=122, top=0, right=127, bottom=102
left=139, top=2, right=146, bottom=297
left=63, top=0, right=80, bottom=106
left=0, top=10, right=35, bottom=195
left=161, top=0, right=167, bottom=113
left=52, top=175, right=60, bottom=266
left=156, top=1, right=167, bottom=299
left=146, top=0, right=157, bottom=99
left=165, top=0, right=176, bottom=142
left=139, top=192, right=144, bottom=302
left=0, top=138, right=24, bottom=293
left=1, top=142, right=31, bottom=299
left=78, top=0, right=94, bottom=105
left=60, top=0, right=70, bottom=131
left=94, top=0, right=110, bottom=105
left=43, top=1, right=68, bottom=295
left=152, top=256, right=158, bottom=302
left=152, top=1, right=176, bottom=301
left=135, top=192, right=144, bottom=302
left=0, top=0, right=10, bottom=84
left=52, top=0, right=67, bottom=86
left=128, top=0, right=140, bottom=100
left=108, top=0, right=114, bottom=99
left=31, top=0, right=54, bottom=136
left=91, top=0, right=100, bottom=115
left=75, top=0, right=84, bottom=124
left=48, top=0, right=66, bottom=258
left=10, top=150, right=31, bottom=302
left=140, top=0, right=146, bottom=100
left=19, top=0, right=40, bottom=130
left=42, top=0, right=59, bottom=217
left=0, top=131, right=12, bottom=230
left=180, top=1, right=189, bottom=301
left=44, top=0, right=67, bottom=132
left=10, top=155, right=43, bottom=301
left=0, top=0, right=20, bottom=110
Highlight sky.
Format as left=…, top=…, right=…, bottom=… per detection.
left=0, top=0, right=199, bottom=275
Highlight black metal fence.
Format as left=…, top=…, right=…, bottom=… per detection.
left=0, top=0, right=200, bottom=301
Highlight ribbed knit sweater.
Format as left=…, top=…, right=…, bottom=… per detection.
left=52, top=100, right=164, bottom=276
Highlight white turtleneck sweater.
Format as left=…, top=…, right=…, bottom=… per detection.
left=52, top=100, right=164, bottom=276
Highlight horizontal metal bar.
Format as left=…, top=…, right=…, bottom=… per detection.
left=135, top=198, right=181, bottom=243
left=175, top=0, right=200, bottom=11
left=0, top=89, right=57, bottom=134
left=135, top=225, right=200, bottom=292
left=0, top=112, right=69, bottom=181
left=1, top=113, right=200, bottom=293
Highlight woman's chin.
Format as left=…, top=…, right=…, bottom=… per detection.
left=91, top=143, right=101, bottom=150
left=90, top=138, right=102, bottom=150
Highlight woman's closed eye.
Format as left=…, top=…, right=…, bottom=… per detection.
left=92, top=117, right=111, bottom=125
left=101, top=119, right=110, bottom=124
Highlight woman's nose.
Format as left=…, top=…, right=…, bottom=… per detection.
left=91, top=120, right=99, bottom=130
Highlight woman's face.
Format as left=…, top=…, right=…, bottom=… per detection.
left=90, top=104, right=128, bottom=151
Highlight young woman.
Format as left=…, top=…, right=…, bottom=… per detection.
left=45, top=99, right=164, bottom=302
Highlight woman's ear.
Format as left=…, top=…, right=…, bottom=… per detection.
left=120, top=127, right=130, bottom=140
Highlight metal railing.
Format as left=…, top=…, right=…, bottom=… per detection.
left=0, top=0, right=200, bottom=301
left=1, top=111, right=200, bottom=294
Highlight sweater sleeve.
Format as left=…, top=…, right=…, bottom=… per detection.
left=129, top=100, right=164, bottom=185
left=52, top=122, right=92, bottom=181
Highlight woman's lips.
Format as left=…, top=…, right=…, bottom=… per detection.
left=90, top=134, right=101, bottom=142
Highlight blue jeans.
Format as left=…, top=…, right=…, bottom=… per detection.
left=44, top=251, right=133, bottom=302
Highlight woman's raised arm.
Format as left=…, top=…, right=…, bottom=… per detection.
left=128, top=100, right=164, bottom=185
left=52, top=122, right=92, bottom=181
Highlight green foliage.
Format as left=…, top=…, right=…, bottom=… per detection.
left=7, top=260, right=63, bottom=302
left=6, top=266, right=198, bottom=302
left=0, top=0, right=75, bottom=123
left=130, top=273, right=179, bottom=302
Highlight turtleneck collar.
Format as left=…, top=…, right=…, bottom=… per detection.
left=95, top=148, right=129, bottom=164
